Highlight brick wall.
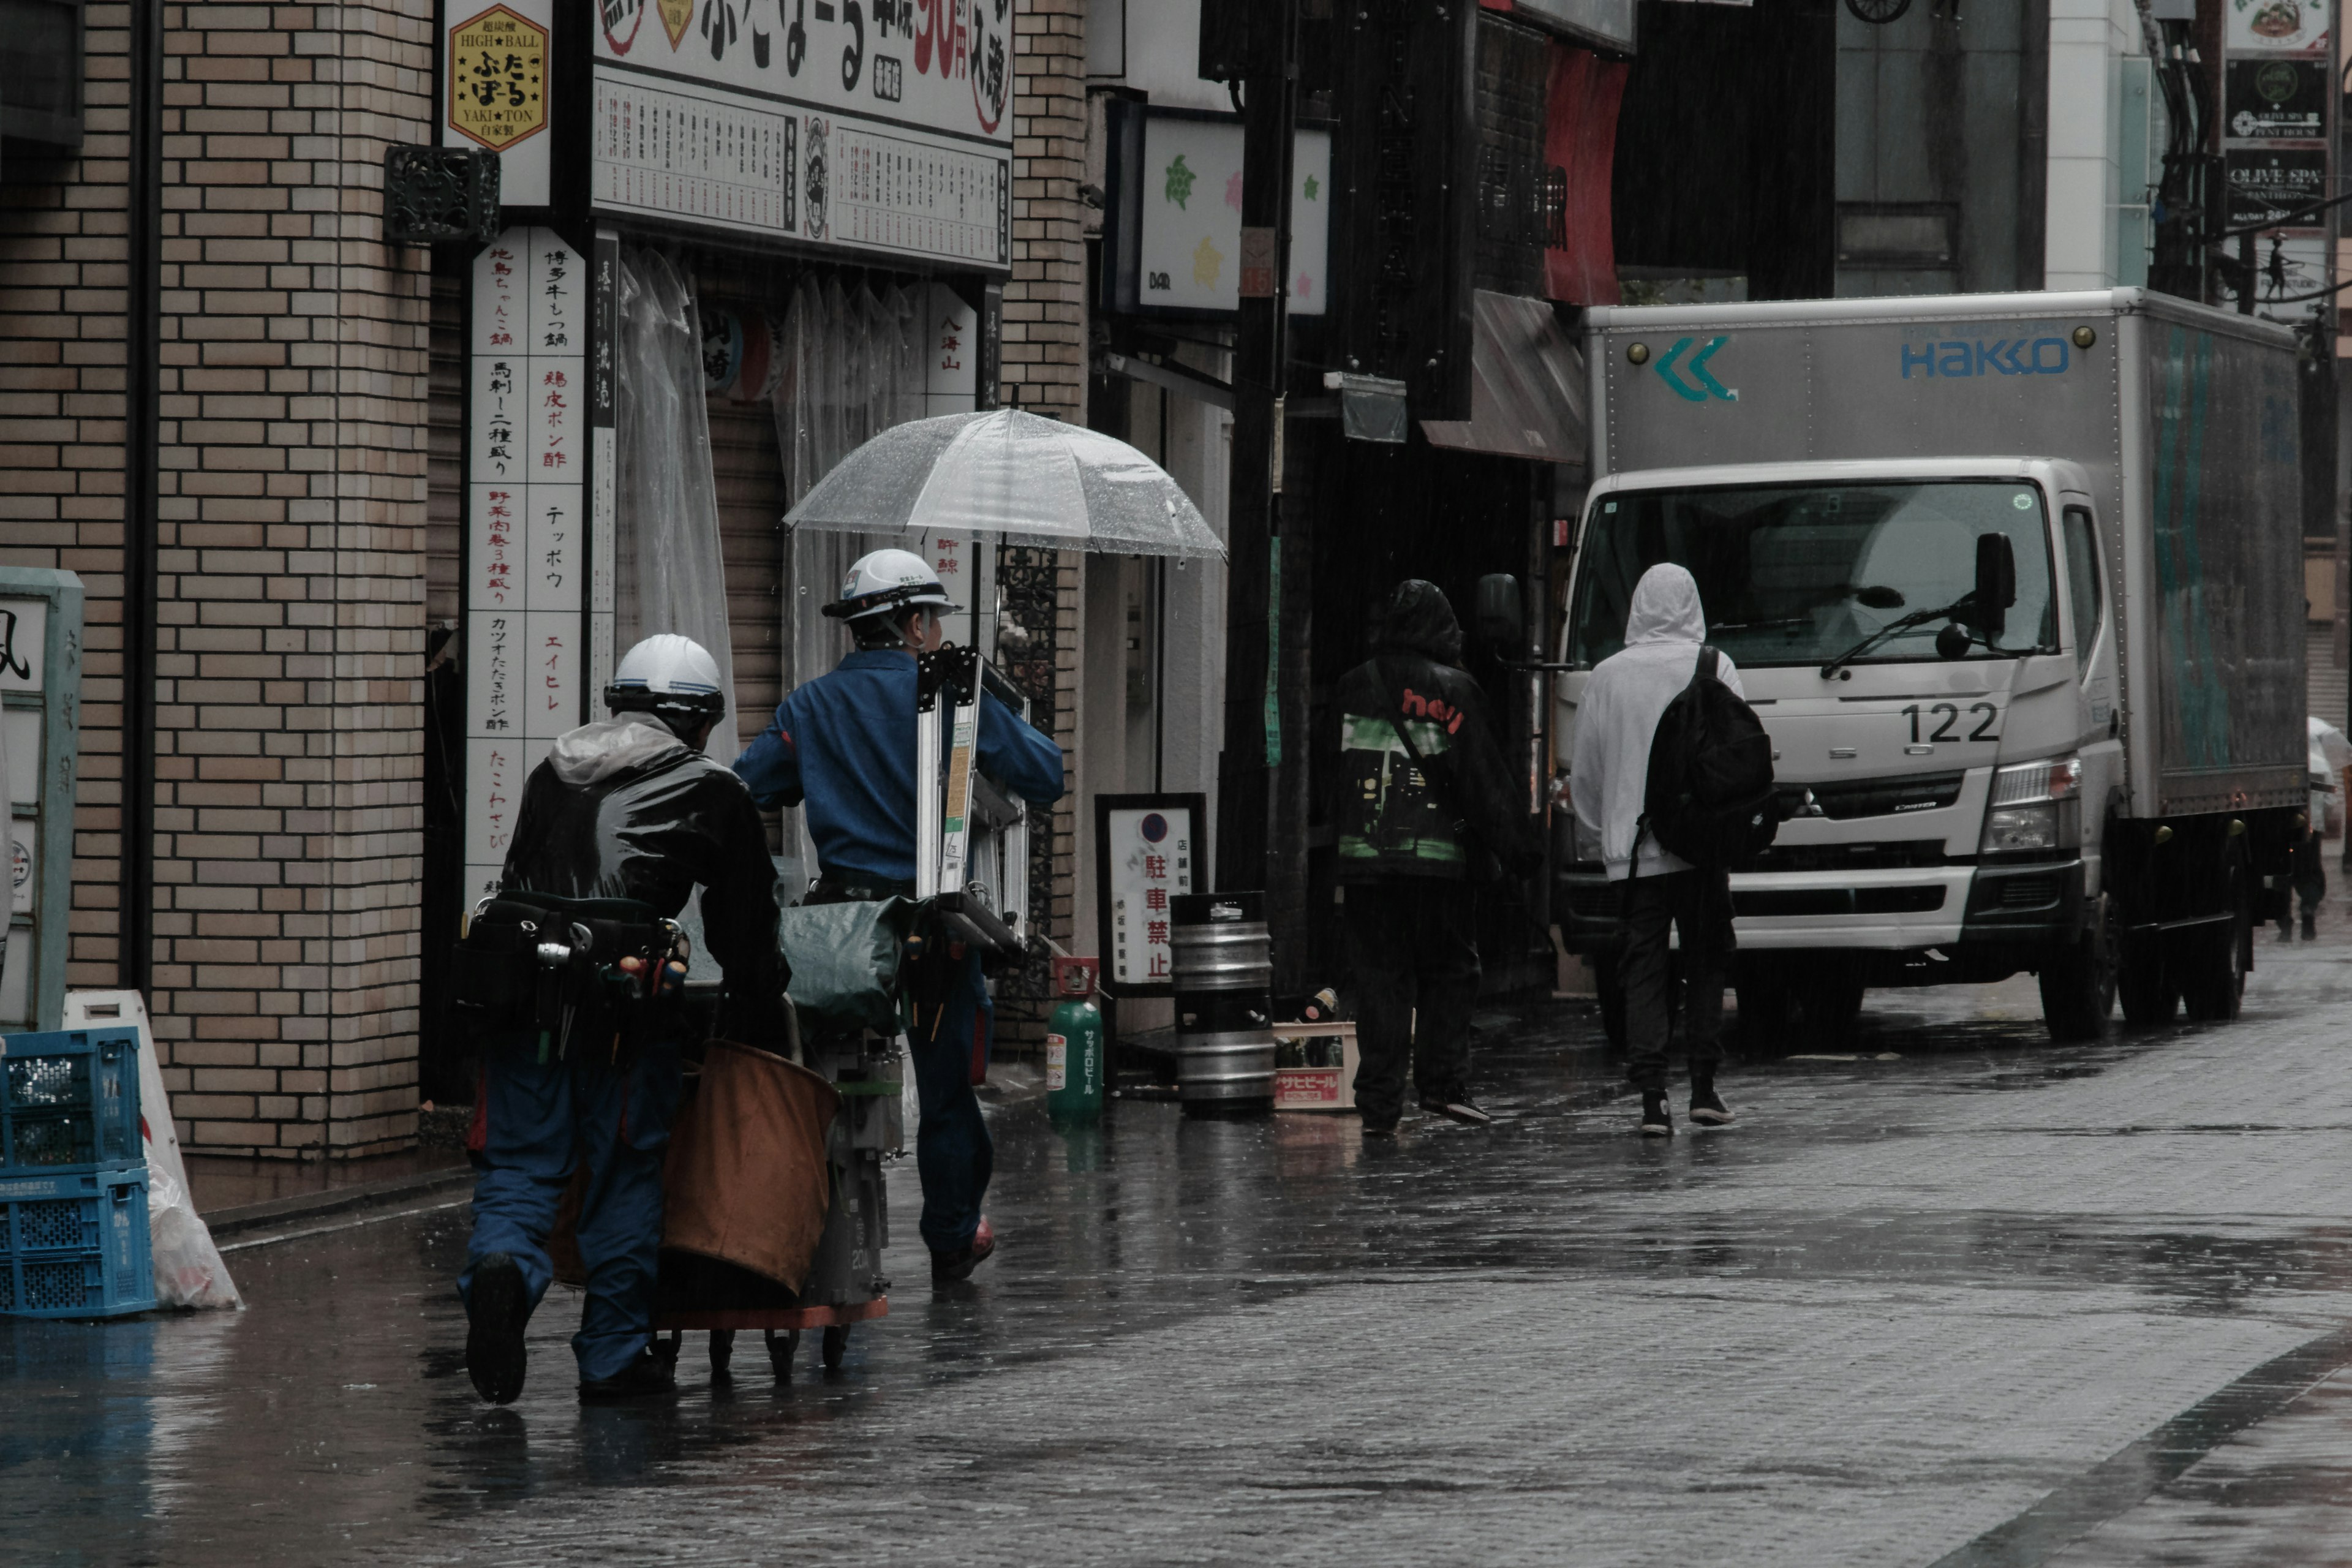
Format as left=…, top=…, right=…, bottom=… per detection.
left=0, top=2, right=435, bottom=1156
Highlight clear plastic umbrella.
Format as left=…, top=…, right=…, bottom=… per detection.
left=783, top=408, right=1226, bottom=560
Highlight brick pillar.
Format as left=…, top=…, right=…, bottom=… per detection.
left=0, top=2, right=435, bottom=1156
left=993, top=0, right=1088, bottom=1057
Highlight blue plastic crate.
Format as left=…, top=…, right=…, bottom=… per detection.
left=0, top=1165, right=156, bottom=1318
left=0, top=1028, right=143, bottom=1174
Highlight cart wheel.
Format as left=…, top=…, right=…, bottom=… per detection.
left=709, top=1329, right=735, bottom=1378
left=822, top=1324, right=850, bottom=1371
left=654, top=1329, right=682, bottom=1370
left=764, top=1327, right=798, bottom=1381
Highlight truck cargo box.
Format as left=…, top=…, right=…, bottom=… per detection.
left=1583, top=289, right=2306, bottom=819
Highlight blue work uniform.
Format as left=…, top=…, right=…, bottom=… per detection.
left=735, top=648, right=1065, bottom=1254
left=460, top=715, right=784, bottom=1382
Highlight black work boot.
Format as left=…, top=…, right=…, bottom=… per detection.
left=465, top=1252, right=530, bottom=1406
left=930, top=1215, right=998, bottom=1286
left=2302, top=911, right=2318, bottom=941
left=578, top=1348, right=679, bottom=1402
left=1638, top=1090, right=1674, bottom=1137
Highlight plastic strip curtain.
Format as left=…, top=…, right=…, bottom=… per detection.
left=769, top=279, right=933, bottom=888
left=616, top=248, right=742, bottom=755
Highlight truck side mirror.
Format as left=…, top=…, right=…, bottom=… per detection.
left=1474, top=573, right=1525, bottom=651
left=1974, top=533, right=2016, bottom=639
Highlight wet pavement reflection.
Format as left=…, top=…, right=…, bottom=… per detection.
left=9, top=903, right=2352, bottom=1565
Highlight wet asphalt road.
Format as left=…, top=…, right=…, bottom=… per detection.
left=9, top=909, right=2352, bottom=1566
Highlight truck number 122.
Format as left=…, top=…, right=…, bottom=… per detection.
left=1903, top=702, right=1998, bottom=743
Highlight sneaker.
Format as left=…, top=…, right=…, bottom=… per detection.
left=465, top=1251, right=530, bottom=1406
left=930, top=1215, right=998, bottom=1286
left=578, top=1348, right=678, bottom=1402
left=1689, top=1079, right=1734, bottom=1126
left=1420, top=1096, right=1494, bottom=1127
left=1360, top=1115, right=1400, bottom=1137
left=1638, top=1090, right=1674, bottom=1137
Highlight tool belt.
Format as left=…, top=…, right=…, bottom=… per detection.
left=451, top=890, right=687, bottom=1064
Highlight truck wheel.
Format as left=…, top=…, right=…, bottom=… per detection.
left=1793, top=962, right=1864, bottom=1044
left=2180, top=874, right=2251, bottom=1022
left=1736, top=970, right=1793, bottom=1053
left=1592, top=952, right=1628, bottom=1050
left=2116, top=931, right=2177, bottom=1025
left=2040, top=894, right=2117, bottom=1042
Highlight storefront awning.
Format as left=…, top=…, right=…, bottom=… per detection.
left=1418, top=290, right=1589, bottom=468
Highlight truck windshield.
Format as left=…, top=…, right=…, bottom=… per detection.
left=1566, top=480, right=2059, bottom=669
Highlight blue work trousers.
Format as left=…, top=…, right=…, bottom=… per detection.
left=458, top=1038, right=683, bottom=1382
left=910, top=945, right=993, bottom=1256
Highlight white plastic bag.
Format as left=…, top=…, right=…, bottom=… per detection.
left=63, top=990, right=241, bottom=1309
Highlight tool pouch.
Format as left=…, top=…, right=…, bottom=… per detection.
left=449, top=899, right=546, bottom=1030
left=453, top=892, right=679, bottom=1058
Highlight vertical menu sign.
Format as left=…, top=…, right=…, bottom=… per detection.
left=2221, top=0, right=2332, bottom=318
left=0, top=568, right=83, bottom=1033
left=466, top=227, right=587, bottom=902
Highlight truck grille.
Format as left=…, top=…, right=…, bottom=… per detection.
left=1782, top=771, right=1966, bottom=822
left=1733, top=886, right=1948, bottom=918
left=1748, top=840, right=1951, bottom=872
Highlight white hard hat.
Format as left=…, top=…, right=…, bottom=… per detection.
left=605, top=634, right=725, bottom=722
left=823, top=548, right=956, bottom=622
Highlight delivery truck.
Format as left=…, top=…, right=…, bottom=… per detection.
left=1550, top=289, right=2309, bottom=1042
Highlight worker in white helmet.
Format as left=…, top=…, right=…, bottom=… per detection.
left=457, top=633, right=785, bottom=1406
left=735, top=549, right=1065, bottom=1286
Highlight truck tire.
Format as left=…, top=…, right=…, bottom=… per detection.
left=1736, top=970, right=1794, bottom=1053
left=1793, top=961, right=1865, bottom=1044
left=1593, top=952, right=1627, bottom=1050
left=2040, top=894, right=2117, bottom=1042
left=2180, top=870, right=2251, bottom=1022
left=2116, top=931, right=2177, bottom=1025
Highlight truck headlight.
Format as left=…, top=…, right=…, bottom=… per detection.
left=1981, top=756, right=2081, bottom=854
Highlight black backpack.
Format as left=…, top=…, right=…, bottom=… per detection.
left=1637, top=646, right=1781, bottom=873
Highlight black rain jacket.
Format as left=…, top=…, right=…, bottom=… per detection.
left=500, top=717, right=786, bottom=1034
left=1332, top=581, right=1540, bottom=884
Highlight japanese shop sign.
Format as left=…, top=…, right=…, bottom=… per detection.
left=466, top=227, right=587, bottom=898
left=1130, top=113, right=1329, bottom=317
left=590, top=0, right=1011, bottom=266
left=442, top=0, right=554, bottom=205
left=447, top=6, right=548, bottom=153
left=1094, top=794, right=1205, bottom=995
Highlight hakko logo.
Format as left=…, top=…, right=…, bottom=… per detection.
left=1901, top=335, right=2075, bottom=379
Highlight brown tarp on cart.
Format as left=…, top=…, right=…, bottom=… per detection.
left=549, top=1040, right=839, bottom=1292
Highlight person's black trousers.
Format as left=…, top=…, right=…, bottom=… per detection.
left=1343, top=880, right=1482, bottom=1123
left=1619, top=867, right=1733, bottom=1091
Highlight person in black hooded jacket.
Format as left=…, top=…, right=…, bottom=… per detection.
left=1332, top=580, right=1540, bottom=1133
left=459, top=635, right=785, bottom=1408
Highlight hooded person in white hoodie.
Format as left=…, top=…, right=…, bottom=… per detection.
left=1570, top=564, right=1742, bottom=1136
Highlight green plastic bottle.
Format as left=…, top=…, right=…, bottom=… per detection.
left=1046, top=957, right=1105, bottom=1121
